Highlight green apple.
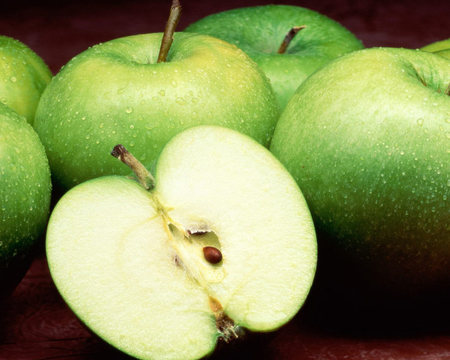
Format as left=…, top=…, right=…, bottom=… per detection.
left=34, top=32, right=279, bottom=190
left=46, top=125, right=317, bottom=360
left=0, top=103, right=52, bottom=298
left=421, top=38, right=450, bottom=59
left=270, top=48, right=449, bottom=301
left=0, top=35, right=52, bottom=125
left=185, top=5, right=363, bottom=109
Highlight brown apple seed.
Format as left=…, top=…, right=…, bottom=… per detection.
left=203, top=246, right=222, bottom=264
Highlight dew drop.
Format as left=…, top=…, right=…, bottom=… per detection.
left=125, top=107, right=133, bottom=114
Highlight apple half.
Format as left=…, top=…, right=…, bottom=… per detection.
left=46, top=126, right=317, bottom=360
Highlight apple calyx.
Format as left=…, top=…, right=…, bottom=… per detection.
left=209, top=297, right=241, bottom=343
left=277, top=25, right=306, bottom=54
left=157, top=0, right=182, bottom=63
left=111, top=144, right=239, bottom=341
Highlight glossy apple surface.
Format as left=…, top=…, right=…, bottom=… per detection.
left=185, top=5, right=363, bottom=109
left=271, top=47, right=449, bottom=301
left=0, top=36, right=52, bottom=124
left=0, top=104, right=52, bottom=298
left=34, top=32, right=279, bottom=189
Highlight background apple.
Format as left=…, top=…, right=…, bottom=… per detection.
left=421, top=38, right=450, bottom=59
left=0, top=103, right=52, bottom=299
left=270, top=47, right=449, bottom=307
left=185, top=5, right=364, bottom=109
left=46, top=125, right=317, bottom=360
left=34, top=31, right=279, bottom=190
left=0, top=35, right=52, bottom=125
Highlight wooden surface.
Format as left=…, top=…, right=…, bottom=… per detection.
left=1, top=0, right=449, bottom=359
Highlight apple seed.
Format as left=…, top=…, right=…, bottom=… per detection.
left=203, top=246, right=222, bottom=264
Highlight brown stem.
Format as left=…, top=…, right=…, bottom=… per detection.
left=111, top=144, right=155, bottom=190
left=277, top=25, right=306, bottom=54
left=445, top=83, right=450, bottom=96
left=157, top=0, right=182, bottom=63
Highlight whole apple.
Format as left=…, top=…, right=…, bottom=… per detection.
left=270, top=47, right=449, bottom=303
left=46, top=125, right=317, bottom=360
left=0, top=103, right=52, bottom=298
left=185, top=5, right=363, bottom=109
left=0, top=35, right=52, bottom=124
left=34, top=32, right=279, bottom=189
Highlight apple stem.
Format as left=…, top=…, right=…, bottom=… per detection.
left=157, top=0, right=182, bottom=63
left=445, top=83, right=450, bottom=96
left=111, top=144, right=156, bottom=190
left=277, top=25, right=306, bottom=54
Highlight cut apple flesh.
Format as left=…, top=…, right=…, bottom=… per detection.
left=46, top=126, right=317, bottom=360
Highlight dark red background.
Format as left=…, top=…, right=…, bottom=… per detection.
left=1, top=0, right=449, bottom=359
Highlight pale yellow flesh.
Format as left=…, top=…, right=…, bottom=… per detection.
left=47, top=126, right=317, bottom=360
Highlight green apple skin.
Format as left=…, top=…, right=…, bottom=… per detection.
left=0, top=36, right=52, bottom=125
left=46, top=125, right=317, bottom=360
left=421, top=39, right=450, bottom=60
left=421, top=38, right=450, bottom=53
left=270, top=48, right=450, bottom=302
left=0, top=104, right=52, bottom=298
left=185, top=5, right=364, bottom=109
left=33, top=32, right=279, bottom=190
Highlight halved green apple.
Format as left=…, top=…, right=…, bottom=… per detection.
left=46, top=126, right=317, bottom=360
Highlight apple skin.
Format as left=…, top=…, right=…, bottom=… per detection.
left=33, top=32, right=280, bottom=190
left=185, top=5, right=363, bottom=109
left=421, top=38, right=450, bottom=52
left=270, top=47, right=450, bottom=303
left=0, top=104, right=52, bottom=299
left=0, top=36, right=52, bottom=125
left=421, top=38, right=450, bottom=60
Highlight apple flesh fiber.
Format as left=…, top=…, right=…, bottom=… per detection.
left=185, top=4, right=364, bottom=109
left=270, top=47, right=450, bottom=304
left=0, top=104, right=52, bottom=298
left=0, top=35, right=52, bottom=125
left=34, top=32, right=280, bottom=190
left=46, top=126, right=317, bottom=360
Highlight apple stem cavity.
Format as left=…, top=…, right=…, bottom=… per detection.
left=157, top=0, right=182, bottom=63
left=111, top=144, right=156, bottom=190
left=277, top=25, right=306, bottom=54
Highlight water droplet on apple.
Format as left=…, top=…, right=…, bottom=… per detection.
left=125, top=107, right=133, bottom=114
left=159, top=90, right=165, bottom=96
left=10, top=76, right=16, bottom=82
left=176, top=97, right=186, bottom=105
left=417, top=118, right=424, bottom=126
